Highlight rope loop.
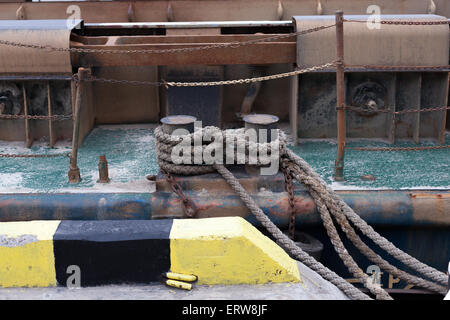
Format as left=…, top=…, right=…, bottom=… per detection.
left=155, top=125, right=448, bottom=299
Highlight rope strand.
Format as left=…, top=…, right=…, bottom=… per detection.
left=155, top=126, right=448, bottom=299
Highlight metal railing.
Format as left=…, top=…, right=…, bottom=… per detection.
left=0, top=12, right=448, bottom=182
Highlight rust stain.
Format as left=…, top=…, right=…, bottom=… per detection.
left=270, top=196, right=315, bottom=216
left=195, top=201, right=222, bottom=212
left=411, top=192, right=450, bottom=225
left=410, top=193, right=450, bottom=199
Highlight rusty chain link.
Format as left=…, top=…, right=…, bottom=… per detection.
left=75, top=63, right=449, bottom=88
left=0, top=152, right=71, bottom=158
left=76, top=75, right=164, bottom=87
left=0, top=114, right=72, bottom=121
left=345, top=105, right=450, bottom=115
left=346, top=65, right=450, bottom=72
left=281, top=161, right=297, bottom=241
left=73, top=63, right=449, bottom=87
left=344, top=106, right=450, bottom=151
left=162, top=170, right=197, bottom=218
left=73, top=62, right=337, bottom=87
left=165, top=62, right=337, bottom=87
left=0, top=23, right=336, bottom=55
left=346, top=145, right=450, bottom=152
left=344, top=19, right=450, bottom=25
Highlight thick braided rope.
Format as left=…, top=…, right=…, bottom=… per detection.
left=283, top=148, right=448, bottom=286
left=213, top=163, right=372, bottom=300
left=281, top=162, right=392, bottom=299
left=155, top=125, right=447, bottom=297
left=287, top=163, right=447, bottom=295
left=155, top=126, right=370, bottom=299
left=154, top=126, right=285, bottom=174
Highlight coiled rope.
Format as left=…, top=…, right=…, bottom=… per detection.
left=154, top=126, right=447, bottom=299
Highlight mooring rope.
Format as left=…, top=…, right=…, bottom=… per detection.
left=285, top=161, right=447, bottom=295
left=154, top=126, right=447, bottom=299
left=283, top=148, right=448, bottom=287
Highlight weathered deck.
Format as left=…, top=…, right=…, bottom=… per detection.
left=0, top=124, right=448, bottom=193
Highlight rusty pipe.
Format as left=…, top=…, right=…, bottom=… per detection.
left=334, top=10, right=346, bottom=181
left=68, top=67, right=88, bottom=183
left=97, top=155, right=110, bottom=183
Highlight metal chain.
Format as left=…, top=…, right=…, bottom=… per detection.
left=156, top=125, right=448, bottom=299
left=281, top=161, right=297, bottom=241
left=63, top=65, right=450, bottom=89
left=162, top=170, right=197, bottom=218
left=347, top=65, right=450, bottom=72
left=0, top=152, right=71, bottom=158
left=76, top=63, right=448, bottom=88
left=0, top=114, right=72, bottom=121
left=345, top=105, right=450, bottom=115
left=76, top=75, right=164, bottom=87
left=165, top=62, right=337, bottom=87
left=73, top=62, right=337, bottom=88
left=214, top=163, right=373, bottom=300
left=344, top=19, right=450, bottom=25
left=346, top=145, right=450, bottom=152
left=0, top=23, right=336, bottom=55
left=284, top=147, right=448, bottom=287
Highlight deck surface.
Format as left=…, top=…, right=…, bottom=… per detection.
left=0, top=261, right=348, bottom=300
left=0, top=124, right=448, bottom=193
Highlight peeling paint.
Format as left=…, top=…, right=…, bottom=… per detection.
left=0, top=234, right=38, bottom=247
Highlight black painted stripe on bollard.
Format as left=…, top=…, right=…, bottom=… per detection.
left=53, top=220, right=173, bottom=287
left=0, top=217, right=300, bottom=287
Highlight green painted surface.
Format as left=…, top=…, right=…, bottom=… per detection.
left=289, top=133, right=450, bottom=189
left=0, top=125, right=159, bottom=193
left=0, top=125, right=448, bottom=193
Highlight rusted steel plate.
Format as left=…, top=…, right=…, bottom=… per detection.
left=74, top=34, right=296, bottom=45
left=71, top=42, right=296, bottom=67
left=92, top=66, right=160, bottom=124
left=294, top=14, right=449, bottom=68
left=0, top=20, right=78, bottom=73
left=0, top=1, right=448, bottom=22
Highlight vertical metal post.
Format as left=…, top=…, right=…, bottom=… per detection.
left=413, top=74, right=422, bottom=144
left=290, top=72, right=299, bottom=146
left=388, top=74, right=397, bottom=144
left=97, top=155, right=110, bottom=183
left=47, top=81, right=55, bottom=148
left=68, top=67, right=88, bottom=183
left=22, top=85, right=32, bottom=148
left=334, top=10, right=345, bottom=181
left=440, top=72, right=449, bottom=144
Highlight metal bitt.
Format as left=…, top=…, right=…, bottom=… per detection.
left=68, top=67, right=89, bottom=183
left=160, top=115, right=196, bottom=135
left=243, top=114, right=279, bottom=142
left=97, top=155, right=110, bottom=183
left=334, top=10, right=346, bottom=181
left=243, top=114, right=279, bottom=175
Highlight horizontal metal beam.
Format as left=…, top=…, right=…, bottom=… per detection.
left=71, top=34, right=296, bottom=66
left=0, top=74, right=72, bottom=80
left=0, top=0, right=448, bottom=22
left=85, top=21, right=293, bottom=29
left=0, top=189, right=448, bottom=228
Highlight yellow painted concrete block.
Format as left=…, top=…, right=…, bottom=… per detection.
left=0, top=221, right=60, bottom=287
left=170, top=217, right=300, bottom=285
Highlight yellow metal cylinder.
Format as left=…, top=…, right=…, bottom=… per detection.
left=166, top=279, right=192, bottom=290
left=165, top=272, right=197, bottom=282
